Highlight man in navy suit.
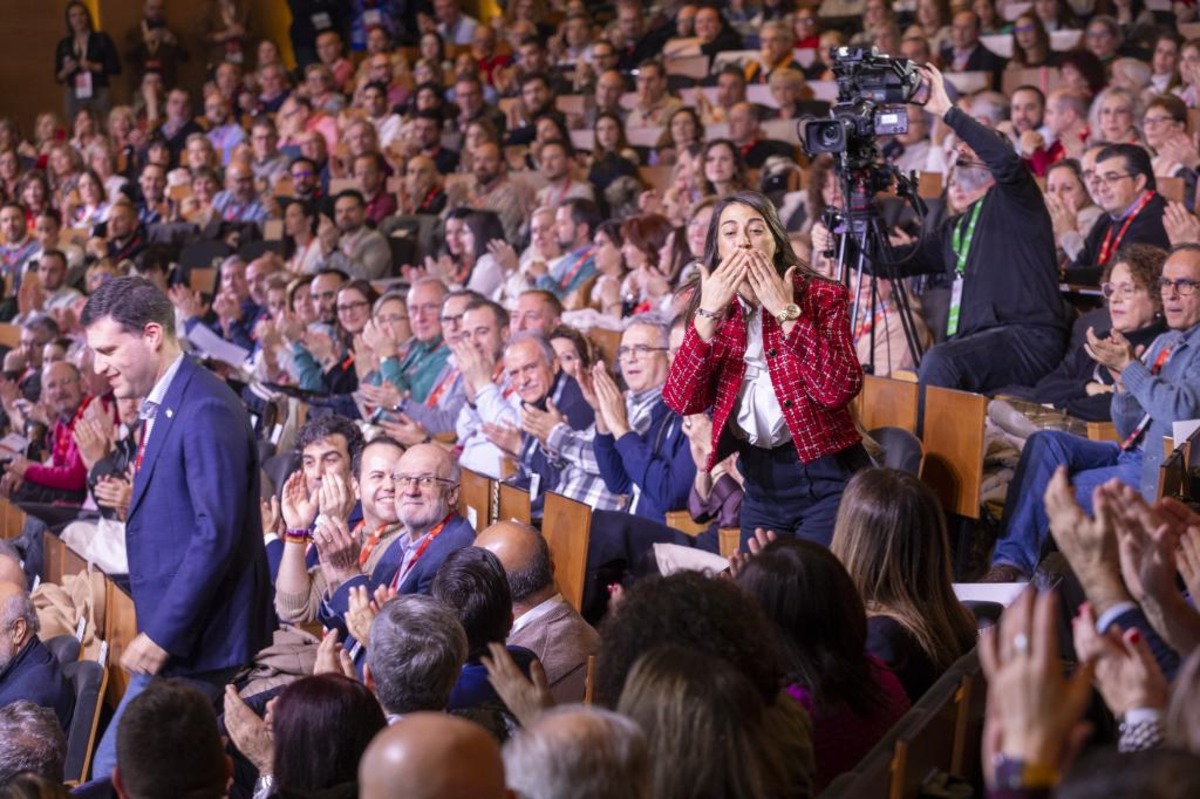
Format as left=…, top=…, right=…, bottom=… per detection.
left=318, top=443, right=476, bottom=636
left=0, top=581, right=74, bottom=729
left=81, top=277, right=273, bottom=778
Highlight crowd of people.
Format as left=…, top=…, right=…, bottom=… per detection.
left=3, top=0, right=1200, bottom=796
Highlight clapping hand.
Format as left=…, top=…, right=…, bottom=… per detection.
left=978, top=589, right=1094, bottom=786
left=312, top=513, right=361, bottom=591
left=346, top=583, right=398, bottom=645
left=520, top=399, right=564, bottom=445
left=482, top=421, right=522, bottom=456
left=481, top=642, right=554, bottom=727
left=313, top=629, right=357, bottom=679
left=359, top=380, right=403, bottom=413
left=450, top=337, right=495, bottom=395
left=1044, top=471, right=1130, bottom=614
left=223, top=686, right=273, bottom=773
left=727, top=528, right=776, bottom=578
left=1084, top=326, right=1137, bottom=374
left=378, top=413, right=431, bottom=446
left=1072, top=603, right=1168, bottom=718
left=167, top=284, right=206, bottom=320
left=280, top=470, right=318, bottom=530
left=1164, top=201, right=1200, bottom=248
left=317, top=471, right=354, bottom=522
left=93, top=475, right=132, bottom=519
left=590, top=362, right=630, bottom=437
left=487, top=240, right=519, bottom=274
left=360, top=318, right=396, bottom=359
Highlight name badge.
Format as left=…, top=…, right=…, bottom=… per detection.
left=74, top=70, right=94, bottom=100
left=311, top=12, right=332, bottom=29
left=946, top=275, right=964, bottom=338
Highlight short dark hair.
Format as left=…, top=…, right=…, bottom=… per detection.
left=431, top=547, right=512, bottom=659
left=463, top=297, right=510, bottom=331
left=1096, top=142, right=1156, bottom=191
left=563, top=197, right=602, bottom=237
left=289, top=156, right=317, bottom=174
left=415, top=108, right=444, bottom=124
left=35, top=207, right=62, bottom=226
left=519, top=289, right=564, bottom=318
left=1012, top=85, right=1046, bottom=106
left=81, top=276, right=175, bottom=337
left=333, top=188, right=365, bottom=208
left=363, top=80, right=389, bottom=97
left=116, top=680, right=227, bottom=799
left=352, top=433, right=403, bottom=479
left=295, top=414, right=365, bottom=464
left=38, top=250, right=67, bottom=269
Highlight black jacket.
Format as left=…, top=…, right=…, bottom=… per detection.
left=902, top=107, right=1066, bottom=338
left=1067, top=192, right=1171, bottom=286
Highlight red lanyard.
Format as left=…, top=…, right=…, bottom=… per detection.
left=1099, top=191, right=1154, bottom=266
left=1119, top=344, right=1173, bottom=451
left=358, top=521, right=400, bottom=567
left=392, top=513, right=454, bottom=588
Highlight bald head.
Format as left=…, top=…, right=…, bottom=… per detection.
left=359, top=713, right=511, bottom=799
left=474, top=521, right=554, bottom=605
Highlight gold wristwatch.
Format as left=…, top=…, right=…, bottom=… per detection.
left=775, top=303, right=800, bottom=324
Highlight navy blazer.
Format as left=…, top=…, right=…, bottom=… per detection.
left=594, top=399, right=696, bottom=525
left=0, top=635, right=74, bottom=729
left=320, top=513, right=477, bottom=633
left=127, top=356, right=273, bottom=676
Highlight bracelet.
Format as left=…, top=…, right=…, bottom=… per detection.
left=696, top=307, right=724, bottom=319
left=282, top=528, right=311, bottom=544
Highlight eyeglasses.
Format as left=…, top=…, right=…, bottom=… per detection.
left=393, top=474, right=458, bottom=490
left=1142, top=115, right=1178, bottom=127
left=1014, top=23, right=1035, bottom=32
left=1100, top=281, right=1142, bottom=298
left=1093, top=172, right=1134, bottom=188
left=440, top=312, right=465, bottom=326
left=617, top=344, right=669, bottom=360
left=337, top=300, right=370, bottom=314
left=1159, top=277, right=1200, bottom=296
left=375, top=313, right=409, bottom=324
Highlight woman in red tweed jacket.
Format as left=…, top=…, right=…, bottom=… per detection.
left=664, top=191, right=866, bottom=548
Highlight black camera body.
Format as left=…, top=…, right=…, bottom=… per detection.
left=799, top=47, right=922, bottom=169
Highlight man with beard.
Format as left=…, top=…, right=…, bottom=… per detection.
left=0, top=581, right=74, bottom=729
left=317, top=443, right=476, bottom=634
left=461, top=141, right=530, bottom=244
left=276, top=433, right=400, bottom=625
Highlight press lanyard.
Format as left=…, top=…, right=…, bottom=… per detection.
left=1099, top=191, right=1154, bottom=267
left=951, top=198, right=984, bottom=277
left=946, top=199, right=983, bottom=337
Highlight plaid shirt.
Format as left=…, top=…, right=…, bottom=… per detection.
left=663, top=276, right=862, bottom=468
left=543, top=386, right=664, bottom=511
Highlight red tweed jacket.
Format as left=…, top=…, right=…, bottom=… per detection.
left=663, top=275, right=862, bottom=469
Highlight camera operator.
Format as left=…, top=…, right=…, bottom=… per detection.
left=897, top=65, right=1067, bottom=392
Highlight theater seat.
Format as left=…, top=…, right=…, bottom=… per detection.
left=62, top=660, right=107, bottom=784
left=44, top=634, right=81, bottom=666
left=870, top=426, right=924, bottom=475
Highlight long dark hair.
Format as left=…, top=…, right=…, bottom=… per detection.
left=736, top=537, right=892, bottom=717
left=271, top=674, right=386, bottom=793
left=1011, top=13, right=1052, bottom=66
left=682, top=191, right=821, bottom=321
left=464, top=209, right=505, bottom=261
left=700, top=138, right=752, bottom=196
left=64, top=1, right=96, bottom=35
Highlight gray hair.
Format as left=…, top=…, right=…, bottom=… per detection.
left=506, top=332, right=558, bottom=367
left=0, top=701, right=66, bottom=784
left=622, top=312, right=671, bottom=346
left=367, top=595, right=469, bottom=716
left=1, top=587, right=39, bottom=638
left=373, top=289, right=408, bottom=314
left=503, top=707, right=651, bottom=799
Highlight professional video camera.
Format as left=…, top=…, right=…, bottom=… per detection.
left=796, top=47, right=929, bottom=371
left=799, top=47, right=923, bottom=170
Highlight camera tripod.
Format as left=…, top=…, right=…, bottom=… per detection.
left=822, top=161, right=928, bottom=375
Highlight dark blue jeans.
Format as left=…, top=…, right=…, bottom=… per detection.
left=738, top=442, right=869, bottom=549
left=992, top=429, right=1142, bottom=574
left=919, top=325, right=1067, bottom=393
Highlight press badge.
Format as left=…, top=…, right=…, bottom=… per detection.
left=946, top=275, right=964, bottom=338
left=74, top=70, right=94, bottom=100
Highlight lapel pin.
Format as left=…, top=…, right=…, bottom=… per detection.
left=166, top=408, right=174, bottom=419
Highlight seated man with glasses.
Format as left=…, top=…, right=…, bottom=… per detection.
left=1065, top=143, right=1171, bottom=287
left=317, top=442, right=476, bottom=637
left=983, top=244, right=1200, bottom=582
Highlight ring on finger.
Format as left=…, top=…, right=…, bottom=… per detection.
left=1012, top=633, right=1030, bottom=656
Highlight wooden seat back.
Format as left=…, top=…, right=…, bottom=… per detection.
left=497, top=482, right=532, bottom=526
left=541, top=492, right=593, bottom=612
left=920, top=386, right=988, bottom=519
left=459, top=469, right=494, bottom=533
left=856, top=375, right=920, bottom=434
left=0, top=322, right=20, bottom=349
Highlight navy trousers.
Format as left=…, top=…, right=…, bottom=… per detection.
left=737, top=441, right=869, bottom=549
